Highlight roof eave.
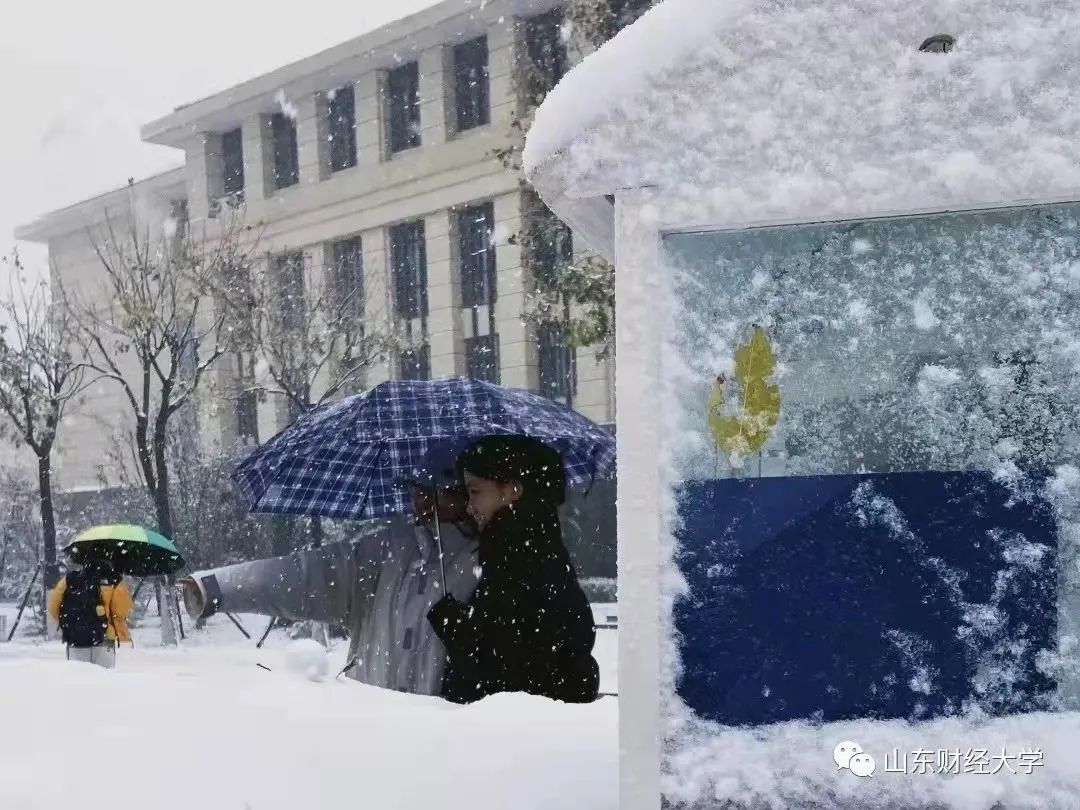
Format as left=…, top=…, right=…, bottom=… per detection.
left=15, top=167, right=187, bottom=243
left=528, top=155, right=616, bottom=262
left=141, top=0, right=562, bottom=147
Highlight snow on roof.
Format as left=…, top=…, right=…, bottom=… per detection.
left=523, top=0, right=746, bottom=179
left=526, top=0, right=1080, bottom=228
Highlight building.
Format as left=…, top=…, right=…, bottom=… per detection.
left=16, top=0, right=615, bottom=494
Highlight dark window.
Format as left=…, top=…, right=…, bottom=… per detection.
left=459, top=203, right=497, bottom=308
left=527, top=195, right=573, bottom=288
left=609, top=0, right=652, bottom=35
left=332, top=236, right=364, bottom=322
left=400, top=345, right=431, bottom=381
left=525, top=10, right=569, bottom=98
left=466, top=334, right=500, bottom=383
left=284, top=394, right=305, bottom=424
left=274, top=252, right=306, bottom=332
left=454, top=37, right=490, bottom=133
left=526, top=193, right=576, bottom=402
left=538, top=323, right=577, bottom=403
left=390, top=222, right=428, bottom=320
left=169, top=199, right=189, bottom=227
left=236, top=390, right=260, bottom=444
left=271, top=113, right=299, bottom=189
left=234, top=352, right=259, bottom=444
left=222, top=128, right=245, bottom=198
left=386, top=62, right=421, bottom=154
left=171, top=335, right=201, bottom=462
left=328, top=86, right=357, bottom=172
left=168, top=200, right=189, bottom=248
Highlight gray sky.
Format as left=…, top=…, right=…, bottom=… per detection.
left=0, top=0, right=444, bottom=285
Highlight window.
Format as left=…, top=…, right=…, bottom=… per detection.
left=609, top=0, right=652, bottom=35
left=459, top=203, right=496, bottom=308
left=283, top=393, right=305, bottom=425
left=525, top=10, right=569, bottom=99
left=274, top=252, right=306, bottom=333
left=170, top=334, right=200, bottom=463
left=538, top=323, right=577, bottom=403
left=460, top=204, right=497, bottom=381
left=400, top=345, right=431, bottom=381
left=332, top=236, right=364, bottom=322
left=390, top=222, right=428, bottom=320
left=167, top=200, right=189, bottom=251
left=526, top=195, right=573, bottom=288
left=327, top=86, right=357, bottom=172
left=222, top=128, right=245, bottom=198
left=466, top=335, right=500, bottom=383
left=236, top=389, right=260, bottom=445
left=386, top=62, right=421, bottom=154
left=271, top=113, right=299, bottom=189
left=233, top=352, right=259, bottom=445
left=527, top=194, right=576, bottom=402
left=662, top=204, right=1080, bottom=733
left=454, top=36, right=490, bottom=133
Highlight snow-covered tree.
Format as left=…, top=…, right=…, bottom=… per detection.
left=213, top=246, right=394, bottom=553
left=0, top=253, right=93, bottom=590
left=0, top=465, right=44, bottom=611
left=72, top=205, right=254, bottom=542
left=69, top=195, right=260, bottom=644
left=498, top=0, right=656, bottom=360
left=215, top=247, right=392, bottom=421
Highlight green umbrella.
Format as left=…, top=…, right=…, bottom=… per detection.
left=65, top=524, right=185, bottom=577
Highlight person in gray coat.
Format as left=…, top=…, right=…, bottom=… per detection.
left=182, top=455, right=479, bottom=696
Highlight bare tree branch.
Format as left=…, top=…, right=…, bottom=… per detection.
left=213, top=244, right=394, bottom=423
left=0, top=250, right=91, bottom=585
left=73, top=198, right=257, bottom=544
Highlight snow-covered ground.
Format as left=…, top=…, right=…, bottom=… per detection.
left=0, top=604, right=618, bottom=810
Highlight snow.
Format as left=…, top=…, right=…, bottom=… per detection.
left=285, top=637, right=330, bottom=681
left=523, top=0, right=749, bottom=176
left=913, top=298, right=939, bottom=332
left=274, top=89, right=299, bottom=121
left=664, top=712, right=1075, bottom=809
left=0, top=608, right=618, bottom=810
left=526, top=0, right=1080, bottom=231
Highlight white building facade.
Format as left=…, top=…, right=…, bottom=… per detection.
left=17, top=0, right=614, bottom=494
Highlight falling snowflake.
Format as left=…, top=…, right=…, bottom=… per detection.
left=275, top=89, right=299, bottom=120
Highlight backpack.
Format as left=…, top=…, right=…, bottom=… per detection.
left=59, top=569, right=107, bottom=648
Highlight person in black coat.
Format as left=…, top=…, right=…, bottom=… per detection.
left=427, top=435, right=600, bottom=704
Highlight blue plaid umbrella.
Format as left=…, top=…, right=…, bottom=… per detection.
left=232, top=377, right=616, bottom=521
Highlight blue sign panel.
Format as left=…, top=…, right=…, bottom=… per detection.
left=674, top=470, right=1058, bottom=726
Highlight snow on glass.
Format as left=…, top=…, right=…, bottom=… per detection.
left=658, top=203, right=1080, bottom=808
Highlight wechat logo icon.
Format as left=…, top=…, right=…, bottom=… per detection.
left=834, top=741, right=876, bottom=778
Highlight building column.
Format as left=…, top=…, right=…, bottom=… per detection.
left=200, top=294, right=236, bottom=455
left=306, top=243, right=336, bottom=404
left=487, top=15, right=525, bottom=135
left=355, top=72, right=387, bottom=167
left=361, top=226, right=393, bottom=386
left=297, top=93, right=331, bottom=186
left=493, top=192, right=537, bottom=389
left=426, top=209, right=464, bottom=377
left=185, top=133, right=222, bottom=222
left=214, top=352, right=243, bottom=450
left=242, top=115, right=275, bottom=200
left=418, top=45, right=455, bottom=146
